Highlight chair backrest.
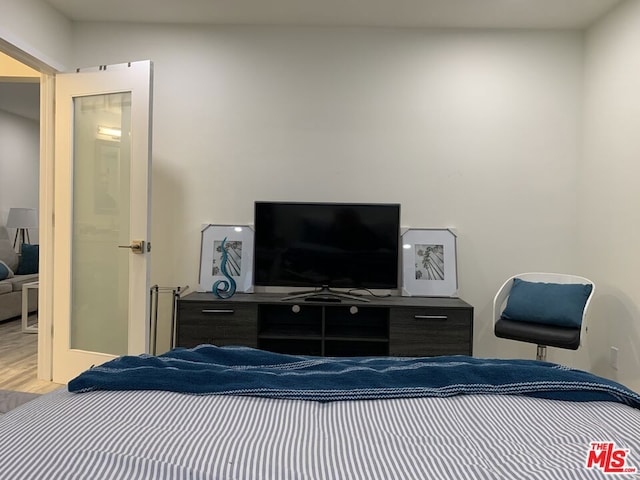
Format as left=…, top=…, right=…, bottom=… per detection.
left=493, top=272, right=595, bottom=331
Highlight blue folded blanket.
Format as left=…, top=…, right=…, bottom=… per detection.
left=68, top=345, right=640, bottom=408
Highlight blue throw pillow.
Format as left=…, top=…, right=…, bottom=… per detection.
left=0, top=260, right=14, bottom=281
left=501, top=278, right=593, bottom=328
left=17, top=244, right=39, bottom=275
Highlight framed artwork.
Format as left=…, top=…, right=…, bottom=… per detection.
left=199, top=224, right=254, bottom=293
left=401, top=228, right=458, bottom=297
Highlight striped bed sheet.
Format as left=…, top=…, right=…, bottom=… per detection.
left=1, top=388, right=639, bottom=479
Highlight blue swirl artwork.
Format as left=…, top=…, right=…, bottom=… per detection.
left=212, top=237, right=237, bottom=299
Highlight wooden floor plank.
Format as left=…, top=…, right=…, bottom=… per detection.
left=0, top=316, right=64, bottom=394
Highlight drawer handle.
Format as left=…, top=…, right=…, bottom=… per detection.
left=201, top=309, right=235, bottom=314
left=414, top=315, right=448, bottom=321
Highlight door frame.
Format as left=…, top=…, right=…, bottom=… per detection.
left=38, top=72, right=54, bottom=381
left=0, top=38, right=57, bottom=381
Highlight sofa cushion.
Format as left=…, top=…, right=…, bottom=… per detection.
left=0, top=281, right=12, bottom=295
left=17, top=244, right=39, bottom=275
left=7, top=274, right=39, bottom=292
left=0, top=226, right=19, bottom=272
left=0, top=260, right=14, bottom=281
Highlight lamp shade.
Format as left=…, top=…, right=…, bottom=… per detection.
left=6, top=208, right=38, bottom=229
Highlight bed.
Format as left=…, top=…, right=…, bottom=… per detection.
left=1, top=345, right=639, bottom=479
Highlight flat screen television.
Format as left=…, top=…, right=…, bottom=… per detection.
left=253, top=202, right=400, bottom=290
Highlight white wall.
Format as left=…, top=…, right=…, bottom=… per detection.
left=579, top=0, right=640, bottom=392
left=71, top=24, right=584, bottom=359
left=0, top=0, right=72, bottom=71
left=0, top=109, right=40, bottom=242
left=0, top=82, right=40, bottom=121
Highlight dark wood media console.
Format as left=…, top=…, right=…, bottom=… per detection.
left=176, top=292, right=473, bottom=357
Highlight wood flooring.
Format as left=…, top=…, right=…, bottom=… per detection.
left=0, top=316, right=64, bottom=394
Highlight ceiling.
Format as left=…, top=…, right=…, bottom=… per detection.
left=0, top=0, right=625, bottom=121
left=0, top=52, right=40, bottom=80
left=0, top=83, right=40, bottom=121
left=42, top=0, right=623, bottom=29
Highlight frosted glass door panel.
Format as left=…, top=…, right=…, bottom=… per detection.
left=70, top=93, right=131, bottom=355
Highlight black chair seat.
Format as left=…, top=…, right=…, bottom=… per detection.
left=495, top=317, right=581, bottom=350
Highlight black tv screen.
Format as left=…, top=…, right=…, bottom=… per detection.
left=253, top=202, right=400, bottom=289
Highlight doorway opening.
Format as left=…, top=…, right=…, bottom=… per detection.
left=0, top=50, right=53, bottom=392
left=0, top=38, right=57, bottom=388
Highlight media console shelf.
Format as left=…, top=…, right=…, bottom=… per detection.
left=177, top=292, right=473, bottom=357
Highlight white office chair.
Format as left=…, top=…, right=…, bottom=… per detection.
left=493, top=272, right=595, bottom=361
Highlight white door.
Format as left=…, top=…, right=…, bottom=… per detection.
left=52, top=61, right=153, bottom=383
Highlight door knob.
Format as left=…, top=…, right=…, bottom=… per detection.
left=118, top=240, right=145, bottom=254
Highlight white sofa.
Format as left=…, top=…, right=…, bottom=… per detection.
left=0, top=226, right=38, bottom=322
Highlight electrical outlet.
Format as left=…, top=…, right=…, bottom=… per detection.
left=610, top=346, right=619, bottom=371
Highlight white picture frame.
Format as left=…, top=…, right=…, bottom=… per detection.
left=401, top=228, right=458, bottom=297
left=199, top=224, right=254, bottom=293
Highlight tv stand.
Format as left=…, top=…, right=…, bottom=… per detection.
left=176, top=292, right=474, bottom=357
left=281, top=286, right=370, bottom=303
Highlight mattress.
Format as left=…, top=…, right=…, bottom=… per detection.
left=1, top=387, right=639, bottom=479
left=0, top=389, right=40, bottom=415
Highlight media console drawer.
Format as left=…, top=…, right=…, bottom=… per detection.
left=176, top=293, right=473, bottom=357
left=176, top=301, right=258, bottom=348
left=389, top=307, right=473, bottom=357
